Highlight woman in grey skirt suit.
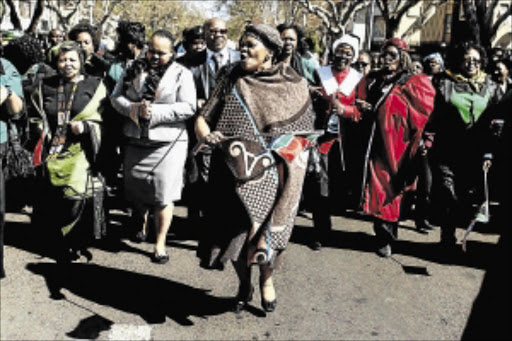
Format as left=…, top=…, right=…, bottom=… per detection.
left=111, top=29, right=196, bottom=263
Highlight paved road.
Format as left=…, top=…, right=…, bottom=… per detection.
left=0, top=205, right=508, bottom=340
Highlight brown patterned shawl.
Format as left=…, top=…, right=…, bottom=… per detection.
left=209, top=62, right=315, bottom=266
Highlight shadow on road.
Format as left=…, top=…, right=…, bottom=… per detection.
left=4, top=219, right=151, bottom=261
left=291, top=222, right=498, bottom=270
left=461, top=214, right=511, bottom=340
left=26, top=262, right=235, bottom=326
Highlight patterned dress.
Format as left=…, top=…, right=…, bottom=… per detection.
left=198, top=62, right=315, bottom=269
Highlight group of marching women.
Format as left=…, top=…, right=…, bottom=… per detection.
left=1, top=19, right=509, bottom=315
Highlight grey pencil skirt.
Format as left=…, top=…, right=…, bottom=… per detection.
left=124, top=140, right=187, bottom=208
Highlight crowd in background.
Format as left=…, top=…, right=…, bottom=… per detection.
left=0, top=17, right=510, bottom=314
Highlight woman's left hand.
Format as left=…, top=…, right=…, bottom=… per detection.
left=69, top=121, right=85, bottom=135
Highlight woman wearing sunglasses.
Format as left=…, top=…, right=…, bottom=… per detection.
left=427, top=41, right=500, bottom=250
left=355, top=38, right=435, bottom=257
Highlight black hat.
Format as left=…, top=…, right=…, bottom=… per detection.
left=183, top=26, right=205, bottom=42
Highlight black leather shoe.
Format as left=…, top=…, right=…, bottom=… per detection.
left=261, top=298, right=277, bottom=313
left=234, top=284, right=254, bottom=313
left=151, top=253, right=169, bottom=264
left=310, top=240, right=322, bottom=251
left=376, top=244, right=392, bottom=258
left=416, top=219, right=434, bottom=231
left=134, top=231, right=147, bottom=243
left=259, top=282, right=277, bottom=313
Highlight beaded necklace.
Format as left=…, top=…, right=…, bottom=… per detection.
left=48, top=78, right=79, bottom=156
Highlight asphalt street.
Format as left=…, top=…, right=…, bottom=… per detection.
left=0, top=204, right=508, bottom=340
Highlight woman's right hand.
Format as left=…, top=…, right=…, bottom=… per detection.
left=204, top=131, right=226, bottom=146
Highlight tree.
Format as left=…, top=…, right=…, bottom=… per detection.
left=400, top=0, right=449, bottom=42
left=25, top=0, right=45, bottom=33
left=3, top=0, right=45, bottom=34
left=4, top=0, right=22, bottom=31
left=113, top=0, right=206, bottom=39
left=214, top=0, right=304, bottom=40
left=45, top=0, right=83, bottom=31
left=452, top=0, right=512, bottom=49
left=92, top=0, right=122, bottom=35
left=374, top=0, right=423, bottom=38
left=295, top=0, right=371, bottom=37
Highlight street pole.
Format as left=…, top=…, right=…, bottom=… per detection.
left=365, top=0, right=375, bottom=51
left=88, top=0, right=94, bottom=25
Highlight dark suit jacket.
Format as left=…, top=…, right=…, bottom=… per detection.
left=198, top=47, right=240, bottom=101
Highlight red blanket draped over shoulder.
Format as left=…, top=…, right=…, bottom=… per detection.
left=362, top=74, right=435, bottom=222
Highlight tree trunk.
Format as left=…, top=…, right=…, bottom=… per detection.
left=5, top=0, right=22, bottom=31
left=462, top=0, right=481, bottom=44
left=386, top=17, right=399, bottom=38
left=25, top=0, right=45, bottom=34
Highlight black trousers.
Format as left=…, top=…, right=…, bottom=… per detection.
left=186, top=150, right=211, bottom=220
left=373, top=218, right=398, bottom=246
left=303, top=148, right=331, bottom=241
left=415, top=151, right=433, bottom=222
left=437, top=163, right=483, bottom=243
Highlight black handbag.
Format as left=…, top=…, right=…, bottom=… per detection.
left=2, top=120, right=35, bottom=180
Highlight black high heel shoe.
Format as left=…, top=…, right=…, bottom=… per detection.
left=234, top=283, right=254, bottom=313
left=260, top=282, right=277, bottom=313
left=261, top=297, right=277, bottom=313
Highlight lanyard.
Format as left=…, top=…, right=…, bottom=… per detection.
left=48, top=79, right=78, bottom=157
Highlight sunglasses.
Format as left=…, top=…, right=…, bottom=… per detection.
left=380, top=51, right=399, bottom=60
left=209, top=29, right=228, bottom=35
left=464, top=57, right=481, bottom=64
left=354, top=62, right=369, bottom=68
left=333, top=51, right=354, bottom=59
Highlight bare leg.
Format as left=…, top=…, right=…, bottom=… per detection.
left=141, top=209, right=149, bottom=236
left=154, top=203, right=173, bottom=256
left=259, top=264, right=276, bottom=312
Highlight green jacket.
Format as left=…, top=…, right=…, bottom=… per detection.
left=31, top=78, right=106, bottom=200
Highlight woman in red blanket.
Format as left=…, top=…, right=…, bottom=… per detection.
left=356, top=38, right=435, bottom=257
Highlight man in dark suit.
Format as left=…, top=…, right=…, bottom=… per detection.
left=197, top=17, right=240, bottom=109
left=190, top=17, right=240, bottom=224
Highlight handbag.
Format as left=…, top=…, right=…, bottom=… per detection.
left=2, top=120, right=35, bottom=180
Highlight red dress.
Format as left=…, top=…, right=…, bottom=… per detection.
left=318, top=67, right=362, bottom=154
left=361, top=74, right=435, bottom=222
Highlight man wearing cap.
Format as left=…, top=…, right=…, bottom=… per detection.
left=307, top=34, right=365, bottom=250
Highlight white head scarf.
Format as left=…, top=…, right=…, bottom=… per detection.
left=332, top=34, right=360, bottom=63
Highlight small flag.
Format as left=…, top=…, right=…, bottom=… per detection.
left=270, top=133, right=319, bottom=162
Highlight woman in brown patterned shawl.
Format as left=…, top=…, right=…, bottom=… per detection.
left=195, top=24, right=315, bottom=314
